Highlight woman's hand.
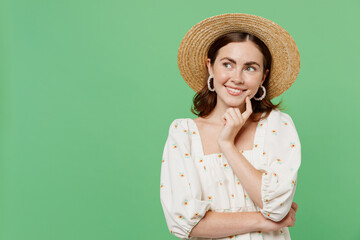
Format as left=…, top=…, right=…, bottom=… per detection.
left=261, top=202, right=298, bottom=232
left=218, top=96, right=253, bottom=148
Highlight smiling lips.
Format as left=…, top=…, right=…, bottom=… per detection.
left=225, top=86, right=245, bottom=96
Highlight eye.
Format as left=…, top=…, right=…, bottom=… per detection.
left=246, top=66, right=256, bottom=72
left=223, top=62, right=232, bottom=68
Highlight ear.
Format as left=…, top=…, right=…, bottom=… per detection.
left=261, top=69, right=269, bottom=85
left=206, top=58, right=214, bottom=76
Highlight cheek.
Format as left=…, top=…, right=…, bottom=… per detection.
left=250, top=82, right=261, bottom=88
left=246, top=79, right=261, bottom=88
left=247, top=79, right=263, bottom=94
left=248, top=74, right=263, bottom=85
left=215, top=72, right=230, bottom=83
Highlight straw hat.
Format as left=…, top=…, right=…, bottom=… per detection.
left=177, top=13, right=300, bottom=100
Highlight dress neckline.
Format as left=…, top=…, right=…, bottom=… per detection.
left=187, top=111, right=268, bottom=158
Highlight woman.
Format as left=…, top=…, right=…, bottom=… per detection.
left=160, top=13, right=301, bottom=240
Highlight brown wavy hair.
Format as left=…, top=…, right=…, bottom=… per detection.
left=190, top=32, right=284, bottom=122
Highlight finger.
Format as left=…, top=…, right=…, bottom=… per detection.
left=224, top=111, right=234, bottom=125
left=291, top=210, right=296, bottom=222
left=289, top=209, right=296, bottom=223
left=290, top=207, right=296, bottom=215
left=292, top=202, right=298, bottom=212
left=291, top=202, right=295, bottom=208
left=221, top=114, right=226, bottom=125
left=242, top=96, right=253, bottom=120
left=225, top=108, right=235, bottom=123
left=233, top=107, right=242, bottom=123
left=228, top=107, right=241, bottom=124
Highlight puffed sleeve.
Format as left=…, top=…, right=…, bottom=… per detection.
left=260, top=111, right=301, bottom=222
left=160, top=119, right=211, bottom=239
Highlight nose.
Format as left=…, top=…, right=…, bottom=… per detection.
left=232, top=69, right=244, bottom=84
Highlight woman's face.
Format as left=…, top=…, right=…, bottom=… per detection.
left=207, top=41, right=269, bottom=108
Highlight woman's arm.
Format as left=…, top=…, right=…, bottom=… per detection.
left=218, top=109, right=301, bottom=222
left=189, top=211, right=263, bottom=238
left=190, top=202, right=298, bottom=238
left=220, top=143, right=264, bottom=209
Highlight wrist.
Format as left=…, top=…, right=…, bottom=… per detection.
left=255, top=212, right=267, bottom=232
left=218, top=141, right=235, bottom=152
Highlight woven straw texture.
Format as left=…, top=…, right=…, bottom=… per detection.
left=177, top=13, right=300, bottom=100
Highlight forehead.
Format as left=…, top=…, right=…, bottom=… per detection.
left=217, top=42, right=263, bottom=62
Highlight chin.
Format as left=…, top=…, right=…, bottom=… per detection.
left=225, top=101, right=242, bottom=108
left=219, top=95, right=244, bottom=107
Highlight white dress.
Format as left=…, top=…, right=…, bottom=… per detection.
left=160, top=109, right=301, bottom=240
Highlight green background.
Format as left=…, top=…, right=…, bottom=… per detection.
left=1, top=0, right=359, bottom=239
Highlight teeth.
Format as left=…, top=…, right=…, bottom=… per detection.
left=226, top=87, right=242, bottom=93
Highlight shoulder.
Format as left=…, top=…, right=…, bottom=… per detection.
left=165, top=118, right=194, bottom=147
left=269, top=109, right=296, bottom=126
left=167, top=118, right=192, bottom=133
left=268, top=109, right=300, bottom=141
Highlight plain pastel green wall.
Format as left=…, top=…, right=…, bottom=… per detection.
left=1, top=0, right=359, bottom=239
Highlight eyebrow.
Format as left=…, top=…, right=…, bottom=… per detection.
left=220, top=57, right=261, bottom=67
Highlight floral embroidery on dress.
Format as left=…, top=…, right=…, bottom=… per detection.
left=218, top=179, right=224, bottom=186
left=244, top=194, right=249, bottom=201
left=189, top=130, right=197, bottom=136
